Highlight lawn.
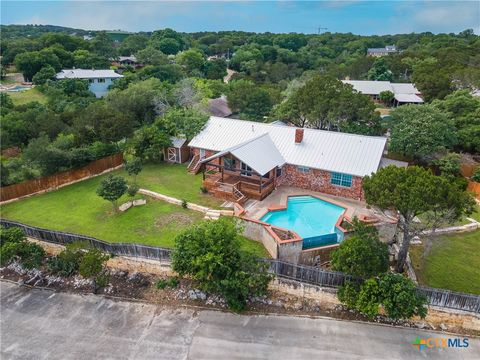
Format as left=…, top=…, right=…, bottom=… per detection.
left=1, top=169, right=268, bottom=257
left=114, top=163, right=223, bottom=209
left=9, top=88, right=47, bottom=106
left=409, top=230, right=480, bottom=295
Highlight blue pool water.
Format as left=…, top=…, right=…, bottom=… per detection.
left=261, top=196, right=345, bottom=248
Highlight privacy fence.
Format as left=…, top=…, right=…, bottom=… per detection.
left=0, top=153, right=124, bottom=203
left=1, top=219, right=479, bottom=314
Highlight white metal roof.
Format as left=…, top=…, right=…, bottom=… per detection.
left=394, top=93, right=424, bottom=103
left=343, top=80, right=392, bottom=95
left=55, top=69, right=123, bottom=79
left=391, top=83, right=420, bottom=94
left=190, top=117, right=387, bottom=177
left=202, top=134, right=285, bottom=176
left=170, top=137, right=187, bottom=148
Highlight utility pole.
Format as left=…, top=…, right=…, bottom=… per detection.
left=317, top=26, right=328, bottom=34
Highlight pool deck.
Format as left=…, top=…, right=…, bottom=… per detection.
left=244, top=186, right=386, bottom=222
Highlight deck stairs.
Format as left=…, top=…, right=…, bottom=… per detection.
left=187, top=154, right=201, bottom=174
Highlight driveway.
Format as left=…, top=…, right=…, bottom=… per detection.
left=1, top=282, right=478, bottom=360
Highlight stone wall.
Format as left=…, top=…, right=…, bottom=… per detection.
left=298, top=244, right=340, bottom=267
left=277, top=164, right=364, bottom=200
left=238, top=218, right=279, bottom=259
left=277, top=240, right=303, bottom=264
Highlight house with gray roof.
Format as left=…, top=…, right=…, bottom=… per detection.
left=342, top=80, right=424, bottom=105
left=187, top=116, right=389, bottom=202
left=367, top=45, right=398, bottom=57
left=55, top=69, right=123, bottom=98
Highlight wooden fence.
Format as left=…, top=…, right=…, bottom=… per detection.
left=1, top=218, right=479, bottom=314
left=467, top=181, right=480, bottom=200
left=0, top=153, right=124, bottom=202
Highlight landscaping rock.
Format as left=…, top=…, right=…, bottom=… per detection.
left=415, top=322, right=426, bottom=329
left=133, top=199, right=146, bottom=206
left=127, top=272, right=150, bottom=287
left=440, top=323, right=448, bottom=331
left=119, top=201, right=133, bottom=212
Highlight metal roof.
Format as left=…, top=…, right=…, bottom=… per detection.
left=55, top=69, right=123, bottom=79
left=343, top=80, right=421, bottom=98
left=170, top=137, right=187, bottom=148
left=394, top=93, right=424, bottom=103
left=190, top=117, right=387, bottom=177
left=201, top=134, right=285, bottom=176
left=391, top=83, right=420, bottom=94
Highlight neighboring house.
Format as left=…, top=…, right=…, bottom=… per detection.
left=188, top=117, right=388, bottom=202
left=111, top=55, right=143, bottom=69
left=55, top=69, right=123, bottom=98
left=164, top=137, right=190, bottom=164
left=208, top=95, right=232, bottom=118
left=367, top=45, right=398, bottom=57
left=342, top=80, right=424, bottom=105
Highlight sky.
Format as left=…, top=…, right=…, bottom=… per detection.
left=1, top=1, right=479, bottom=35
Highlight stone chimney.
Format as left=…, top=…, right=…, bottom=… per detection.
left=295, top=128, right=304, bottom=144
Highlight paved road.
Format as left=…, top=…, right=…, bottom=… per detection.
left=1, top=282, right=478, bottom=360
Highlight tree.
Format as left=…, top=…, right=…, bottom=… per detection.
left=379, top=90, right=394, bottom=106
left=156, top=107, right=209, bottom=140
left=118, top=34, right=149, bottom=56
left=412, top=57, right=453, bottom=101
left=227, top=80, right=277, bottom=121
left=135, top=46, right=168, bottom=66
left=204, top=58, right=227, bottom=80
left=363, top=166, right=475, bottom=273
left=124, top=157, right=143, bottom=184
left=14, top=49, right=61, bottom=81
left=90, top=31, right=115, bottom=58
left=339, top=274, right=427, bottom=320
left=389, top=105, right=457, bottom=159
left=96, top=175, right=128, bottom=212
left=172, top=218, right=271, bottom=311
left=331, top=220, right=389, bottom=278
left=32, top=65, right=56, bottom=85
left=367, top=58, right=393, bottom=81
left=130, top=125, right=172, bottom=161
left=158, top=38, right=181, bottom=55
left=432, top=153, right=461, bottom=177
left=176, top=49, right=205, bottom=75
left=0, top=93, right=14, bottom=116
left=275, top=75, right=381, bottom=135
left=79, top=248, right=110, bottom=293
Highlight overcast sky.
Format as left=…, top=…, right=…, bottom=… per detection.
left=1, top=1, right=479, bottom=35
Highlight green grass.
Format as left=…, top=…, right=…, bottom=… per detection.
left=9, top=88, right=47, bottom=106
left=409, top=230, right=480, bottom=295
left=115, top=163, right=223, bottom=209
left=1, top=167, right=268, bottom=257
left=417, top=204, right=480, bottom=227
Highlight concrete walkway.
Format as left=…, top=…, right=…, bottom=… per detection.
left=1, top=282, right=478, bottom=360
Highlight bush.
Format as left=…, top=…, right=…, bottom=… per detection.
left=47, top=242, right=87, bottom=277
left=200, top=186, right=208, bottom=194
left=472, top=168, right=480, bottom=182
left=331, top=219, right=389, bottom=278
left=181, top=199, right=188, bottom=208
left=127, top=183, right=139, bottom=198
left=172, top=218, right=271, bottom=311
left=156, top=277, right=179, bottom=289
left=96, top=175, right=128, bottom=212
left=0, top=227, right=45, bottom=269
left=79, top=248, right=110, bottom=293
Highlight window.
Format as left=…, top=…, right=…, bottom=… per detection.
left=297, top=166, right=310, bottom=174
left=97, top=78, right=106, bottom=83
left=276, top=167, right=282, bottom=177
left=330, top=172, right=353, bottom=187
left=224, top=158, right=236, bottom=170
left=241, top=162, right=252, bottom=177
left=199, top=149, right=206, bottom=159
left=88, top=79, right=94, bottom=84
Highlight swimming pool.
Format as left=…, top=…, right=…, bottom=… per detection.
left=260, top=196, right=345, bottom=248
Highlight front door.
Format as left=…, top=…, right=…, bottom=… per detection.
left=167, top=148, right=177, bottom=163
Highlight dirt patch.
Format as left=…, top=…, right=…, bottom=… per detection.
left=155, top=213, right=196, bottom=228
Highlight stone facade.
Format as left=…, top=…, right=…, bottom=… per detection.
left=276, top=164, right=364, bottom=200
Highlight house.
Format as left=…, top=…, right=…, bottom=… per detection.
left=208, top=96, right=232, bottom=118
left=164, top=137, right=190, bottom=164
left=342, top=80, right=424, bottom=105
left=112, top=55, right=143, bottom=69
left=187, top=117, right=388, bottom=202
left=367, top=45, right=398, bottom=57
left=55, top=69, right=123, bottom=98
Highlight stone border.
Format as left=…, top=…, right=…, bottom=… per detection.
left=138, top=189, right=234, bottom=219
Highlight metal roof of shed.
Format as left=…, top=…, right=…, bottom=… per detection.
left=190, top=117, right=387, bottom=177
left=394, top=93, right=424, bottom=103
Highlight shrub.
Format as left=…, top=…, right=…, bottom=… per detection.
left=172, top=218, right=271, bottom=311
left=331, top=219, right=389, bottom=278
left=156, top=277, right=179, bottom=289
left=124, top=157, right=143, bottom=184
left=0, top=227, right=26, bottom=245
left=200, top=186, right=208, bottom=194
left=0, top=227, right=45, bottom=269
left=472, top=168, right=480, bottom=182
left=79, top=248, right=110, bottom=293
left=127, top=183, right=140, bottom=198
left=47, top=242, right=87, bottom=277
left=181, top=199, right=188, bottom=208
left=96, top=175, right=128, bottom=212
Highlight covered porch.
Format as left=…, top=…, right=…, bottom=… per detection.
left=199, top=134, right=285, bottom=203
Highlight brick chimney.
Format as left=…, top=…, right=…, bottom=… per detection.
left=295, top=128, right=304, bottom=144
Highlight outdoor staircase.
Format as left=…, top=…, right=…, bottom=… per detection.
left=187, top=154, right=201, bottom=174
